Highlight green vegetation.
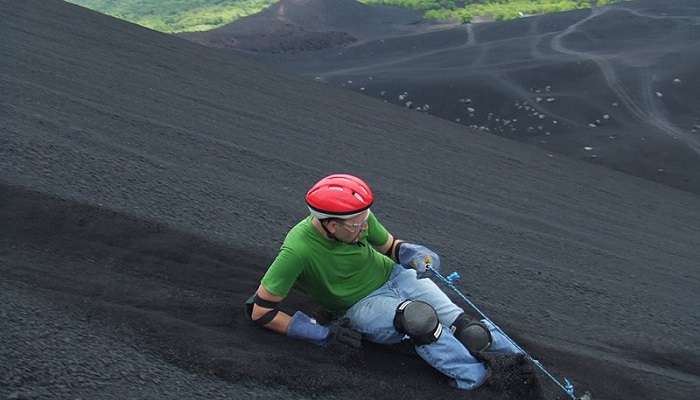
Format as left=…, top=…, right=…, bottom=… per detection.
left=66, top=0, right=276, bottom=33
left=362, top=0, right=629, bottom=23
left=66, top=0, right=629, bottom=33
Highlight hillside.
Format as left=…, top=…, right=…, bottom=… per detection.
left=185, top=0, right=700, bottom=195
left=2, top=1, right=699, bottom=400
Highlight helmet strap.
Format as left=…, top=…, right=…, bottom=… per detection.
left=318, top=218, right=341, bottom=242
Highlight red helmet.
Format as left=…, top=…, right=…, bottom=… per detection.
left=306, top=174, right=374, bottom=219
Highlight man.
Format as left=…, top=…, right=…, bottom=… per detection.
left=246, top=174, right=525, bottom=390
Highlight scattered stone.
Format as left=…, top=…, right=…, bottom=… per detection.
left=405, top=101, right=413, bottom=108
left=655, top=91, right=663, bottom=98
left=467, top=107, right=475, bottom=113
left=537, top=125, right=544, bottom=130
left=595, top=119, right=601, bottom=124
left=536, top=97, right=543, bottom=103
left=612, top=102, right=619, bottom=107
left=545, top=85, right=552, bottom=92
left=552, top=120, right=558, bottom=125
left=360, top=87, right=365, bottom=91
left=423, top=104, right=430, bottom=111
left=545, top=132, right=551, bottom=136
left=657, top=168, right=665, bottom=172
left=603, top=114, right=610, bottom=120
left=347, top=80, right=353, bottom=84
left=546, top=97, right=556, bottom=103
left=314, top=76, right=322, bottom=81
left=527, top=126, right=535, bottom=133
left=459, top=98, right=472, bottom=104
left=673, top=78, right=681, bottom=84
left=379, top=90, right=386, bottom=96
left=398, top=94, right=407, bottom=101
left=584, top=146, right=593, bottom=151
left=368, top=76, right=374, bottom=80
left=588, top=123, right=597, bottom=128
left=608, top=135, right=617, bottom=139
left=539, top=114, right=546, bottom=119
left=455, top=118, right=461, bottom=122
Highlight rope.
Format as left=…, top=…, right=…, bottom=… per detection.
left=428, top=267, right=577, bottom=400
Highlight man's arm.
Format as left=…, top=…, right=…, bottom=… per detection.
left=251, top=284, right=292, bottom=334
left=374, top=233, right=403, bottom=263
left=251, top=283, right=361, bottom=348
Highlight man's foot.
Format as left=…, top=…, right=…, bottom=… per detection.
left=479, top=353, right=543, bottom=399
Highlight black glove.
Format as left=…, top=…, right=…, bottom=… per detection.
left=326, top=318, right=363, bottom=350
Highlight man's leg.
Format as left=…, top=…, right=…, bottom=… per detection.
left=344, top=269, right=489, bottom=390
left=395, top=267, right=522, bottom=355
left=393, top=267, right=463, bottom=325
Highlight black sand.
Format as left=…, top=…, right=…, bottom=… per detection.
left=186, top=0, right=700, bottom=195
left=2, top=1, right=699, bottom=400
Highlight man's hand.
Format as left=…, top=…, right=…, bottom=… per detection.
left=397, top=243, right=441, bottom=274
left=287, top=311, right=362, bottom=350
left=327, top=318, right=362, bottom=349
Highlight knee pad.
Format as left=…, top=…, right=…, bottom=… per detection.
left=393, top=300, right=443, bottom=346
left=451, top=314, right=492, bottom=355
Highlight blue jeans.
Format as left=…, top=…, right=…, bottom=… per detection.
left=343, top=265, right=521, bottom=390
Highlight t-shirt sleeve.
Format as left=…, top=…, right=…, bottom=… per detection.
left=260, top=246, right=305, bottom=297
left=366, top=211, right=390, bottom=247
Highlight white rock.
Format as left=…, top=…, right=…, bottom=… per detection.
left=546, top=97, right=556, bottom=103
left=656, top=91, right=663, bottom=97
left=360, top=87, right=365, bottom=91
left=603, top=114, right=610, bottom=120
left=584, top=146, right=593, bottom=151
left=467, top=107, right=475, bottom=113
left=673, top=78, right=681, bottom=84
left=552, top=120, right=558, bottom=125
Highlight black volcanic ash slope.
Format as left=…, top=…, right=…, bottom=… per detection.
left=178, top=0, right=452, bottom=53
left=2, top=1, right=700, bottom=400
left=192, top=0, right=700, bottom=195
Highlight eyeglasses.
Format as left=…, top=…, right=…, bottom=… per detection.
left=338, top=214, right=369, bottom=232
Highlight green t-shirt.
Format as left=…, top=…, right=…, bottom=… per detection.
left=261, top=212, right=395, bottom=313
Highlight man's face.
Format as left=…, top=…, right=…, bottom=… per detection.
left=328, top=210, right=369, bottom=243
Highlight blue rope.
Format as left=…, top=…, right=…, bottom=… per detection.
left=429, top=268, right=577, bottom=400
